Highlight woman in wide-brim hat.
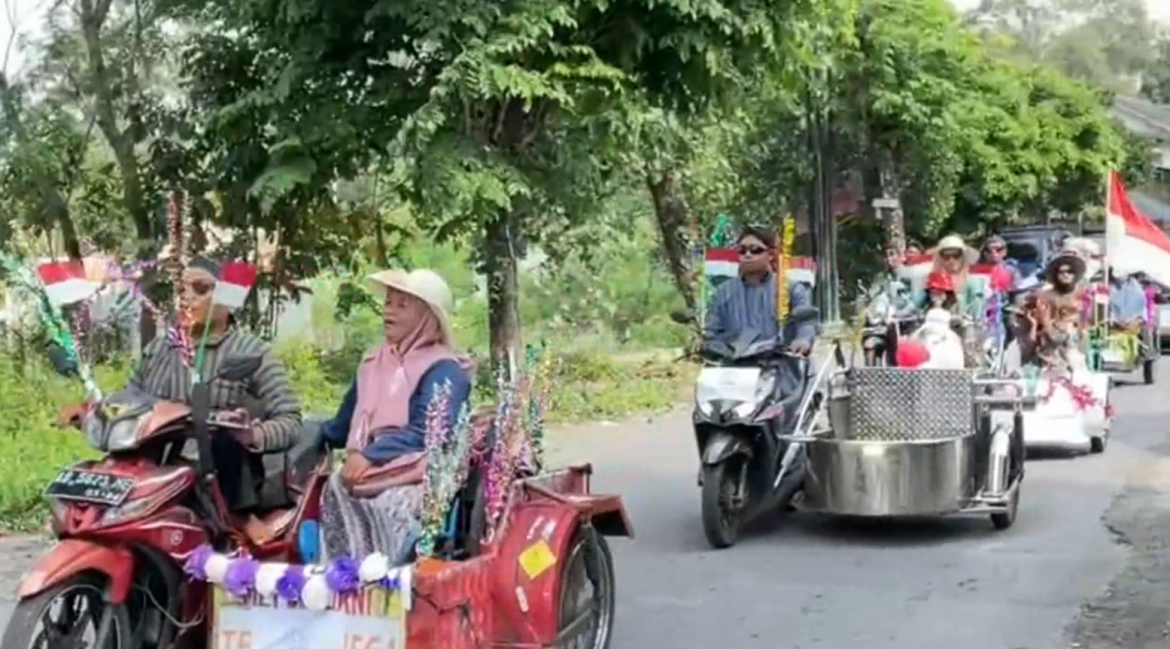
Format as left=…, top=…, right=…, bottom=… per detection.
left=317, top=268, right=472, bottom=563
left=914, top=234, right=984, bottom=320
left=1042, top=248, right=1087, bottom=287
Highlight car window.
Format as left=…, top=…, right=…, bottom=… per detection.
left=1005, top=241, right=1042, bottom=276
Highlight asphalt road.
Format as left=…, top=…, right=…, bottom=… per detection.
left=2, top=365, right=1170, bottom=648
left=549, top=367, right=1170, bottom=649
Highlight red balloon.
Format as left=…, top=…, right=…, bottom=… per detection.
left=895, top=339, right=931, bottom=368
left=990, top=266, right=1013, bottom=292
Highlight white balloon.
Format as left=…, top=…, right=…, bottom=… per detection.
left=358, top=553, right=390, bottom=583
left=204, top=554, right=230, bottom=584
left=301, top=575, right=332, bottom=611
left=254, top=563, right=287, bottom=598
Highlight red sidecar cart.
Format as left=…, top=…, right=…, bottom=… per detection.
left=201, top=464, right=631, bottom=649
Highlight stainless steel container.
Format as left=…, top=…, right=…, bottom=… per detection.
left=800, top=434, right=979, bottom=516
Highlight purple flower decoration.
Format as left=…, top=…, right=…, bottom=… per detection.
left=276, top=566, right=306, bottom=604
left=223, top=558, right=260, bottom=598
left=379, top=572, right=400, bottom=590
left=184, top=545, right=213, bottom=581
left=325, top=558, right=361, bottom=595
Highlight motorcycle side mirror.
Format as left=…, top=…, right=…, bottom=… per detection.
left=670, top=309, right=696, bottom=325
left=216, top=356, right=263, bottom=382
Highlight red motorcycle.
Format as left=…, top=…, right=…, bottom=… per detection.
left=2, top=355, right=329, bottom=649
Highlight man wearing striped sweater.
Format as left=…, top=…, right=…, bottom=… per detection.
left=129, top=258, right=303, bottom=511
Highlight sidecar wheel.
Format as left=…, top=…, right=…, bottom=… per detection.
left=555, top=528, right=615, bottom=649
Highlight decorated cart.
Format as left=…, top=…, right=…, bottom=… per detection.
left=182, top=350, right=632, bottom=649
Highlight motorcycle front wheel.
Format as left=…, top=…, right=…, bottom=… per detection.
left=1, top=573, right=131, bottom=649
left=701, top=459, right=745, bottom=549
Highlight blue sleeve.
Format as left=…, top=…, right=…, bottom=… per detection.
left=704, top=280, right=733, bottom=338
left=788, top=282, right=816, bottom=344
left=362, top=360, right=472, bottom=464
left=320, top=380, right=357, bottom=449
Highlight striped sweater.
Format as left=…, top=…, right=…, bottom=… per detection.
left=128, top=330, right=303, bottom=453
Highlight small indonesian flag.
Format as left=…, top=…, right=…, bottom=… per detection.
left=703, top=248, right=817, bottom=285
left=898, top=253, right=995, bottom=290
left=36, top=260, right=101, bottom=306
left=212, top=261, right=257, bottom=309
left=1106, top=171, right=1170, bottom=287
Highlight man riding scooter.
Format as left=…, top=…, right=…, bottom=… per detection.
left=695, top=225, right=819, bottom=549
left=862, top=246, right=915, bottom=365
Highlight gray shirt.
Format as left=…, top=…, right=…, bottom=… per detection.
left=705, top=273, right=816, bottom=345
left=128, top=330, right=303, bottom=453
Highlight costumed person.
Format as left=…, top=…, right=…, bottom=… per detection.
left=705, top=225, right=817, bottom=355
left=916, top=270, right=959, bottom=315
left=864, top=245, right=916, bottom=365
left=980, top=234, right=1020, bottom=291
left=318, top=269, right=471, bottom=563
left=1107, top=267, right=1147, bottom=332
left=60, top=256, right=304, bottom=513
left=907, top=308, right=966, bottom=370
left=1014, top=247, right=1087, bottom=373
left=912, top=234, right=984, bottom=320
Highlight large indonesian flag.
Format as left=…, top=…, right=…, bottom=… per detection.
left=703, top=248, right=817, bottom=285
left=1106, top=171, right=1170, bottom=287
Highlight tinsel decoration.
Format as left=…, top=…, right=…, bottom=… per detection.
left=523, top=343, right=554, bottom=472
left=778, top=217, right=794, bottom=321
left=986, top=290, right=1003, bottom=344
left=0, top=252, right=81, bottom=372
left=416, top=381, right=475, bottom=557
left=483, top=362, right=523, bottom=541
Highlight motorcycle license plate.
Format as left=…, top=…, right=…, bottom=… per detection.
left=44, top=469, right=134, bottom=506
left=697, top=367, right=760, bottom=403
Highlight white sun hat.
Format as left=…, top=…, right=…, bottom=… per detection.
left=929, top=234, right=979, bottom=266
left=367, top=269, right=454, bottom=346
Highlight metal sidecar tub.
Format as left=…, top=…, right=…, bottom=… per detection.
left=797, top=367, right=1028, bottom=526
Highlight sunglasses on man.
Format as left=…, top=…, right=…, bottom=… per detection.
left=939, top=250, right=964, bottom=260
left=738, top=245, right=769, bottom=256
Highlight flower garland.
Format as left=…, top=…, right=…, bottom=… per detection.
left=778, top=216, right=794, bottom=321
left=1041, top=376, right=1114, bottom=419
left=184, top=546, right=412, bottom=611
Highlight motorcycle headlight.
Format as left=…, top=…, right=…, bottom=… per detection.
left=105, top=417, right=142, bottom=452
left=732, top=370, right=776, bottom=419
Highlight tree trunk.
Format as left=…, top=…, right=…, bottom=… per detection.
left=484, top=211, right=521, bottom=379
left=647, top=170, right=697, bottom=313
left=79, top=0, right=153, bottom=245
left=874, top=153, right=906, bottom=251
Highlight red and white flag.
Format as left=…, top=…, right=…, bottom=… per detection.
left=212, top=261, right=257, bottom=309
left=1105, top=171, right=1170, bottom=287
left=703, top=248, right=817, bottom=285
left=897, top=253, right=995, bottom=290
left=36, top=260, right=101, bottom=306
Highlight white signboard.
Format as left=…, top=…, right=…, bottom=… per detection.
left=212, top=587, right=406, bottom=649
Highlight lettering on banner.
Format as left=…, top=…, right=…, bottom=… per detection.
left=218, top=629, right=253, bottom=649
left=342, top=632, right=400, bottom=649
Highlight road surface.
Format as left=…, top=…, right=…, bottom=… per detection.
left=2, top=368, right=1170, bottom=648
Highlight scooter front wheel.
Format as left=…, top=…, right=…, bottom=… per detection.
left=701, top=460, right=744, bottom=549
left=2, top=572, right=132, bottom=649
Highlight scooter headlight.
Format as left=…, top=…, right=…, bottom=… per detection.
left=732, top=370, right=776, bottom=419
left=105, top=417, right=142, bottom=452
